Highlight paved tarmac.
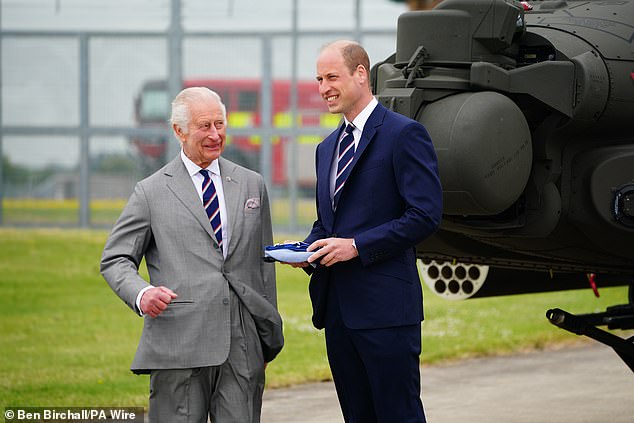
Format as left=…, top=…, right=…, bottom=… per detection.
left=261, top=343, right=634, bottom=422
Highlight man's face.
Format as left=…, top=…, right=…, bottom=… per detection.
left=175, top=98, right=226, bottom=168
left=316, top=47, right=366, bottom=121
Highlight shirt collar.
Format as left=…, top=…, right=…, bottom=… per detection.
left=343, top=97, right=378, bottom=134
left=180, top=149, right=221, bottom=177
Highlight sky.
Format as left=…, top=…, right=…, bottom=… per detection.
left=1, top=0, right=408, bottom=168
left=1, top=0, right=407, bottom=32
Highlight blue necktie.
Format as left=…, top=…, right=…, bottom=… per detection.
left=199, top=169, right=223, bottom=251
left=333, top=123, right=355, bottom=209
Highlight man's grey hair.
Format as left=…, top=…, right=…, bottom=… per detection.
left=170, top=87, right=227, bottom=135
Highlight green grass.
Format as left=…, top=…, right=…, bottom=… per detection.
left=2, top=198, right=317, bottom=227
left=0, top=228, right=630, bottom=408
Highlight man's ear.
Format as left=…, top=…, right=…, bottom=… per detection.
left=356, top=64, right=368, bottom=85
left=173, top=124, right=185, bottom=140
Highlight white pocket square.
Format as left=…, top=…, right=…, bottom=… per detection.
left=245, top=198, right=260, bottom=210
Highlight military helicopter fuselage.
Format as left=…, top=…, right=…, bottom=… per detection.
left=373, top=0, right=634, bottom=370
left=373, top=0, right=634, bottom=282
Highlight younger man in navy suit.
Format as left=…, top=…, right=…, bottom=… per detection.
left=289, top=40, right=443, bottom=422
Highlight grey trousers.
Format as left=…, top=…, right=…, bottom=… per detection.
left=148, top=290, right=265, bottom=423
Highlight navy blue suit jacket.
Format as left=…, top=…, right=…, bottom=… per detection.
left=305, top=102, right=443, bottom=330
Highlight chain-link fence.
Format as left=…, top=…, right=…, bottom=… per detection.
left=1, top=0, right=404, bottom=233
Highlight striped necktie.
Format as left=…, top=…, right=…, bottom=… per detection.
left=199, top=169, right=223, bottom=251
left=333, top=123, right=356, bottom=209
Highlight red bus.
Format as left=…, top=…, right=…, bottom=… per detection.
left=132, top=78, right=338, bottom=186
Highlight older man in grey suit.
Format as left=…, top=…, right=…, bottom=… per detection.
left=100, top=87, right=283, bottom=423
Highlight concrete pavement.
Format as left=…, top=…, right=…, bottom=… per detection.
left=261, top=343, right=634, bottom=422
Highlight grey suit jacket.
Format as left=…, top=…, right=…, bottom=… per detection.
left=100, top=155, right=283, bottom=373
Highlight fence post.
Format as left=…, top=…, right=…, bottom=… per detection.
left=79, top=34, right=90, bottom=227
left=288, top=0, right=299, bottom=233
left=260, top=36, right=273, bottom=194
left=166, top=0, right=184, bottom=162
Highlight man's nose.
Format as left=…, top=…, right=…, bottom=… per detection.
left=319, top=81, right=329, bottom=95
left=207, top=126, right=220, bottom=139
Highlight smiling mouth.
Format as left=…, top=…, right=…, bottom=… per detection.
left=325, top=95, right=339, bottom=102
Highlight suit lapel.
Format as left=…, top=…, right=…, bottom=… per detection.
left=164, top=156, right=218, bottom=244
left=219, top=157, right=241, bottom=260
left=348, top=103, right=385, bottom=174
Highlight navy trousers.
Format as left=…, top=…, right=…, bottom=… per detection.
left=324, top=283, right=426, bottom=423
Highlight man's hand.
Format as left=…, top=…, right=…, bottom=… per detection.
left=140, top=286, right=178, bottom=318
left=307, top=237, right=358, bottom=267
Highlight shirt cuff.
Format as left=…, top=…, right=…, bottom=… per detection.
left=135, top=286, right=153, bottom=316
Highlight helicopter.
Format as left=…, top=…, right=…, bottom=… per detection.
left=371, top=0, right=634, bottom=370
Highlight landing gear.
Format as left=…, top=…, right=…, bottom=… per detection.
left=547, top=284, right=634, bottom=373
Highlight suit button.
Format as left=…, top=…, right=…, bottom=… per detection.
left=222, top=298, right=229, bottom=305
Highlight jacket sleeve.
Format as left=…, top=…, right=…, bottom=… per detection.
left=100, top=182, right=153, bottom=313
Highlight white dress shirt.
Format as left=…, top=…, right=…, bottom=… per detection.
left=329, top=97, right=379, bottom=208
